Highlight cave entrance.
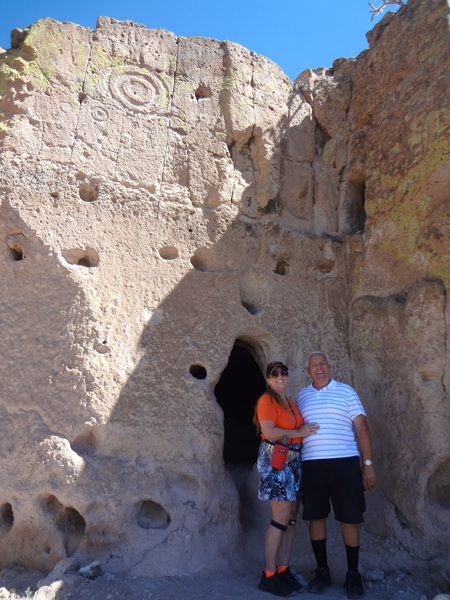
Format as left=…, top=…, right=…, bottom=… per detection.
left=215, top=340, right=267, bottom=531
left=214, top=341, right=266, bottom=465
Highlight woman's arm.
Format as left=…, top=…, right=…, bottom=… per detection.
left=259, top=420, right=320, bottom=441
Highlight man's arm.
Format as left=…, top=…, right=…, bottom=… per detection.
left=353, top=414, right=377, bottom=491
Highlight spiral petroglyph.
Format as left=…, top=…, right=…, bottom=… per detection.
left=91, top=106, right=109, bottom=122
left=109, top=71, right=168, bottom=112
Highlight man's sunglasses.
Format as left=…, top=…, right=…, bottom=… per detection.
left=270, top=370, right=289, bottom=377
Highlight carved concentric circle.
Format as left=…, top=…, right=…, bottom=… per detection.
left=91, top=107, right=109, bottom=122
left=109, top=72, right=166, bottom=112
left=60, top=101, right=72, bottom=114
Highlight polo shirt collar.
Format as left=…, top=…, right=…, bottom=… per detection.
left=309, top=378, right=335, bottom=391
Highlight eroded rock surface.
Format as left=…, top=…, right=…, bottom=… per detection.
left=0, top=0, right=449, bottom=579
left=346, top=0, right=450, bottom=558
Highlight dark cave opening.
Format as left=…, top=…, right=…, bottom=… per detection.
left=214, top=342, right=266, bottom=465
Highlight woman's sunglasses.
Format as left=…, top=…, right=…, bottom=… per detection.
left=270, top=370, right=289, bottom=377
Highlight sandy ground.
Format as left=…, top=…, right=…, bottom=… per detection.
left=0, top=522, right=444, bottom=600
left=0, top=564, right=441, bottom=600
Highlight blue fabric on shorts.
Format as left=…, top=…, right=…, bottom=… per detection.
left=257, top=440, right=303, bottom=501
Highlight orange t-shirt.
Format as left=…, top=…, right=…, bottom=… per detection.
left=257, top=393, right=304, bottom=444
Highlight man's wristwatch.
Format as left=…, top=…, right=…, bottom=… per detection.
left=363, top=459, right=373, bottom=466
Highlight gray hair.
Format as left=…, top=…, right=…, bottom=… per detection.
left=306, top=351, right=331, bottom=367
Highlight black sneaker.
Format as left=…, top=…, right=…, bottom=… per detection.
left=258, top=571, right=296, bottom=597
left=307, top=566, right=332, bottom=594
left=344, top=570, right=364, bottom=599
left=278, top=567, right=305, bottom=593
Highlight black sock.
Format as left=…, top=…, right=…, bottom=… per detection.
left=345, top=545, right=360, bottom=572
left=311, top=538, right=328, bottom=568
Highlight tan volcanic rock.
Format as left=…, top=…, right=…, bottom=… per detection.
left=0, top=0, right=449, bottom=580
left=345, top=0, right=450, bottom=558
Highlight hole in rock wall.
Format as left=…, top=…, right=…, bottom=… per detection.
left=274, top=261, right=290, bottom=276
left=353, top=181, right=367, bottom=232
left=344, top=180, right=367, bottom=234
left=6, top=234, right=27, bottom=261
left=190, top=248, right=209, bottom=271
left=136, top=500, right=171, bottom=530
left=159, top=246, right=179, bottom=260
left=79, top=183, right=99, bottom=202
left=215, top=342, right=267, bottom=532
left=195, top=85, right=212, bottom=100
left=8, top=244, right=23, bottom=261
left=427, top=458, right=450, bottom=509
left=190, top=364, right=207, bottom=380
left=359, top=182, right=367, bottom=232
left=239, top=278, right=265, bottom=316
left=214, top=342, right=266, bottom=464
left=319, top=258, right=334, bottom=273
left=43, top=495, right=86, bottom=556
left=71, top=428, right=98, bottom=456
left=62, top=248, right=99, bottom=268
left=241, top=301, right=260, bottom=315
left=261, top=198, right=279, bottom=215
left=0, top=503, right=14, bottom=533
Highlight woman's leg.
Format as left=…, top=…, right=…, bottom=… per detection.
left=265, top=500, right=292, bottom=571
left=276, top=499, right=300, bottom=567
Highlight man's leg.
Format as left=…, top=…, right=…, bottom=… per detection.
left=307, top=519, right=332, bottom=594
left=330, top=458, right=364, bottom=577
left=341, top=523, right=364, bottom=600
left=309, top=518, right=328, bottom=568
left=341, top=522, right=360, bottom=546
left=310, top=519, right=327, bottom=541
left=330, top=457, right=365, bottom=599
left=303, top=460, right=329, bottom=564
left=340, top=522, right=360, bottom=572
left=302, top=460, right=332, bottom=594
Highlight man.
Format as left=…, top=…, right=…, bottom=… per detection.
left=296, top=352, right=376, bottom=599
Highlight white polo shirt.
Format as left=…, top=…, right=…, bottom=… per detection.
left=296, top=378, right=366, bottom=461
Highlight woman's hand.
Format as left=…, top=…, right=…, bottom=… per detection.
left=298, top=422, right=320, bottom=438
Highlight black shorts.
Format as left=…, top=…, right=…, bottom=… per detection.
left=302, top=456, right=365, bottom=524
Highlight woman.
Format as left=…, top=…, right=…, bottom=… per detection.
left=255, top=361, right=319, bottom=597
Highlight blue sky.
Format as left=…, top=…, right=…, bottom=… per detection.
left=1, top=0, right=398, bottom=80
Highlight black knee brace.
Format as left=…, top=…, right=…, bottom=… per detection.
left=270, top=519, right=288, bottom=532
left=289, top=519, right=296, bottom=526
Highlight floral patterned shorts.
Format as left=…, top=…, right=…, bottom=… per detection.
left=257, top=440, right=303, bottom=501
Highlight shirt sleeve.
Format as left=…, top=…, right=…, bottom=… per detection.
left=347, top=388, right=366, bottom=420
left=257, top=394, right=278, bottom=422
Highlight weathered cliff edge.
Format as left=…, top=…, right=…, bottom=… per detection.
left=0, top=0, right=449, bottom=583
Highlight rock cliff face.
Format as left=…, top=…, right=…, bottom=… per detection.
left=0, top=0, right=449, bottom=577
left=346, top=0, right=450, bottom=558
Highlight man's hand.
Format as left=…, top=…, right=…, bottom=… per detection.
left=362, top=464, right=377, bottom=491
